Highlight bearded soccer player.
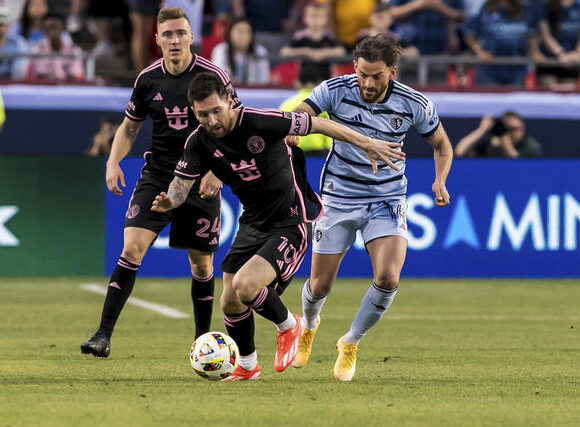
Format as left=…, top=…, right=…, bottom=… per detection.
left=151, top=72, right=405, bottom=380
left=81, top=8, right=239, bottom=358
left=291, top=35, right=453, bottom=381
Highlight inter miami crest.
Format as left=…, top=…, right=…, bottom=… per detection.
left=390, top=116, right=403, bottom=130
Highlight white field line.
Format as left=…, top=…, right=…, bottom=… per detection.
left=79, top=283, right=579, bottom=322
left=79, top=283, right=190, bottom=319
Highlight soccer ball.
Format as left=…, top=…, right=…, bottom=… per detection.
left=189, top=331, right=239, bottom=381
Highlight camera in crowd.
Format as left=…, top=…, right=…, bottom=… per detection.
left=490, top=118, right=509, bottom=137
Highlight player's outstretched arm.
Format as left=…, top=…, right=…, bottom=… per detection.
left=309, top=116, right=406, bottom=173
left=151, top=176, right=195, bottom=212
left=427, top=124, right=453, bottom=207
left=106, top=117, right=143, bottom=196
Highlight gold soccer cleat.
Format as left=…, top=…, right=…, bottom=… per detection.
left=333, top=336, right=358, bottom=381
left=291, top=316, right=320, bottom=368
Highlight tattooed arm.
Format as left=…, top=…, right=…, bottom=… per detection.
left=151, top=176, right=195, bottom=213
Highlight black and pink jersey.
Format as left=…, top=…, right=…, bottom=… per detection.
left=125, top=55, right=239, bottom=181
left=175, top=108, right=323, bottom=230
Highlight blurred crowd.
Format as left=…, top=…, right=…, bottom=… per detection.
left=0, top=0, right=579, bottom=89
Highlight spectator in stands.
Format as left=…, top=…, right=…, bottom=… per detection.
left=162, top=0, right=203, bottom=53
left=211, top=17, right=269, bottom=84
left=316, top=0, right=376, bottom=49
left=536, top=0, right=580, bottom=90
left=87, top=118, right=118, bottom=156
left=455, top=111, right=542, bottom=158
left=463, top=0, right=536, bottom=85
left=279, top=65, right=332, bottom=156
left=18, top=0, right=48, bottom=44
left=280, top=2, right=346, bottom=81
left=389, top=0, right=465, bottom=55
left=125, top=0, right=161, bottom=71
left=232, top=0, right=294, bottom=54
left=28, top=13, right=85, bottom=82
left=356, top=2, right=419, bottom=57
left=0, top=6, right=29, bottom=80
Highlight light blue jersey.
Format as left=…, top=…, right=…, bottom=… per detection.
left=305, top=74, right=440, bottom=206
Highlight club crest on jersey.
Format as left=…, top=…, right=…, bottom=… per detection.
left=164, top=106, right=188, bottom=130
left=390, top=116, right=403, bottom=130
left=126, top=204, right=140, bottom=219
left=314, top=229, right=322, bottom=243
left=247, top=136, right=265, bottom=154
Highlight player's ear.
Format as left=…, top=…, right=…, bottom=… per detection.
left=155, top=32, right=160, bottom=47
left=390, top=65, right=398, bottom=80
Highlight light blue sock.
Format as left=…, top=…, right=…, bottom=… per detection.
left=343, top=282, right=398, bottom=345
left=301, top=279, right=327, bottom=330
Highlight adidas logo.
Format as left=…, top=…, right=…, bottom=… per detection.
left=213, top=149, right=224, bottom=158
left=326, top=182, right=334, bottom=191
left=209, top=237, right=218, bottom=245
left=351, top=113, right=363, bottom=122
left=153, top=92, right=163, bottom=101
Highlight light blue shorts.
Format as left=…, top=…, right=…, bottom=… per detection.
left=312, top=199, right=407, bottom=254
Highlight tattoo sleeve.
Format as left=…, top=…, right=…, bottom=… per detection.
left=167, top=177, right=195, bottom=208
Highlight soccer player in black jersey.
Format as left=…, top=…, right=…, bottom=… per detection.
left=151, top=72, right=405, bottom=380
left=81, top=8, right=239, bottom=358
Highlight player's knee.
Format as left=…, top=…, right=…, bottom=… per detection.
left=189, top=258, right=213, bottom=278
left=220, top=290, right=241, bottom=313
left=309, top=277, right=333, bottom=298
left=121, top=242, right=147, bottom=263
left=374, top=270, right=400, bottom=290
left=231, top=274, right=258, bottom=303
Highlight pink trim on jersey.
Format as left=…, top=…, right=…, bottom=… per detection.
left=133, top=59, right=163, bottom=88
left=189, top=54, right=198, bottom=71
left=184, top=125, right=202, bottom=149
left=286, top=144, right=324, bottom=224
left=248, top=288, right=268, bottom=309
left=280, top=223, right=309, bottom=281
left=192, top=272, right=214, bottom=282
left=125, top=111, right=146, bottom=121
left=194, top=55, right=231, bottom=85
left=243, top=107, right=283, bottom=118
left=174, top=170, right=200, bottom=179
left=142, top=151, right=152, bottom=161
left=160, top=59, right=167, bottom=74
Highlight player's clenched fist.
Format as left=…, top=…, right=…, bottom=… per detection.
left=151, top=192, right=174, bottom=212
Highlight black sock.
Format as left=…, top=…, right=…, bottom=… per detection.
left=191, top=274, right=215, bottom=338
left=224, top=308, right=255, bottom=356
left=98, top=256, right=140, bottom=338
left=243, top=286, right=288, bottom=325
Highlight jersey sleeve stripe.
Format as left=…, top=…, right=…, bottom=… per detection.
left=125, top=111, right=146, bottom=121
left=420, top=120, right=440, bottom=138
left=132, top=59, right=163, bottom=88
left=392, top=88, right=428, bottom=109
left=174, top=170, right=200, bottom=179
left=195, top=55, right=231, bottom=85
left=304, top=98, right=322, bottom=115
left=393, top=81, right=430, bottom=104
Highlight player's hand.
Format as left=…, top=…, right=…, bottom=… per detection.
left=151, top=192, right=175, bottom=212
left=432, top=180, right=450, bottom=207
left=365, top=139, right=406, bottom=173
left=284, top=135, right=299, bottom=146
left=199, top=171, right=222, bottom=199
left=106, top=162, right=125, bottom=196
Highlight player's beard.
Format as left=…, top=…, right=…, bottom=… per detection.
left=360, top=85, right=386, bottom=103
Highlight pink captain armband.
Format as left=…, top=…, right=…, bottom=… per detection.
left=287, top=112, right=311, bottom=136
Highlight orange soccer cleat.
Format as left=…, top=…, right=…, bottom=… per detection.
left=221, top=364, right=261, bottom=381
left=274, top=314, right=303, bottom=372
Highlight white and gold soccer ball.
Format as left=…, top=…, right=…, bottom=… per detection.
left=189, top=331, right=239, bottom=381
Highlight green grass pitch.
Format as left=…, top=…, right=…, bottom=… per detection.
left=1, top=278, right=579, bottom=426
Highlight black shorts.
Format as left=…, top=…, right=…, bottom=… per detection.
left=221, top=221, right=312, bottom=295
left=125, top=172, right=220, bottom=252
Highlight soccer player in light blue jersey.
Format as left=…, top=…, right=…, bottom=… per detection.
left=290, top=34, right=453, bottom=381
